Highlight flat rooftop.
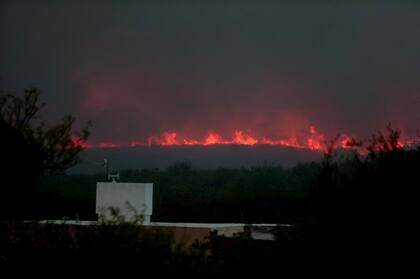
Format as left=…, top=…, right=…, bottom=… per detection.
left=30, top=221, right=291, bottom=242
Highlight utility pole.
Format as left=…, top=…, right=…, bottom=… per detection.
left=103, top=159, right=109, bottom=181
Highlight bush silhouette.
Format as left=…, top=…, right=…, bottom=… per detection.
left=0, top=88, right=90, bottom=220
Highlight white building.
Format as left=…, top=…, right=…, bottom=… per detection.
left=96, top=182, right=153, bottom=223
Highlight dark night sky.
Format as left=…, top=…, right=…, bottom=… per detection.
left=1, top=0, right=420, bottom=145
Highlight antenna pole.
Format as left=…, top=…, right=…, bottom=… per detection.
left=104, top=159, right=109, bottom=181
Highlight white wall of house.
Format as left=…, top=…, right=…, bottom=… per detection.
left=96, top=182, right=153, bottom=223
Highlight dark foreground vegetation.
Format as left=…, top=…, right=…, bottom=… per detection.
left=0, top=216, right=312, bottom=275
left=1, top=89, right=418, bottom=273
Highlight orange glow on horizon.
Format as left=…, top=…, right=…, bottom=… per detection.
left=80, top=126, right=340, bottom=151
left=261, top=137, right=303, bottom=149
left=71, top=136, right=93, bottom=149
left=98, top=143, right=121, bottom=148
left=79, top=125, right=418, bottom=152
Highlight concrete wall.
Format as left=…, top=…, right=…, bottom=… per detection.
left=96, top=182, right=153, bottom=223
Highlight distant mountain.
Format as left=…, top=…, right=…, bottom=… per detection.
left=70, top=145, right=323, bottom=174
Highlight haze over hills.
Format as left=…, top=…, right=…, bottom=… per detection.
left=70, top=145, right=323, bottom=174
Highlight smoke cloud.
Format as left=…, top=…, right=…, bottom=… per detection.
left=1, top=1, right=419, bottom=146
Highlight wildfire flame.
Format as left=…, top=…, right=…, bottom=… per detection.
left=77, top=125, right=369, bottom=152
left=72, top=125, right=420, bottom=159
left=232, top=130, right=258, bottom=145
left=204, top=131, right=230, bottom=145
